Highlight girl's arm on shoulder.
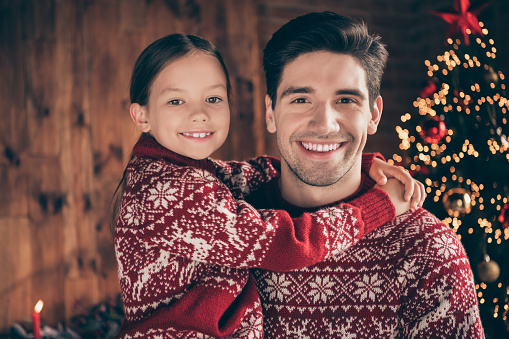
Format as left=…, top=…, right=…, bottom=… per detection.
left=124, top=161, right=393, bottom=272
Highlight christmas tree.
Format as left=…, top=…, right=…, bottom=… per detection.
left=390, top=0, right=509, bottom=336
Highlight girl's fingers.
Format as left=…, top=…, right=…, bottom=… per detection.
left=403, top=175, right=414, bottom=202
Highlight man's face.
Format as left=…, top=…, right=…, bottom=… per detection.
left=265, top=51, right=382, bottom=187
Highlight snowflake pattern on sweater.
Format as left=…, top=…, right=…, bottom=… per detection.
left=114, top=135, right=394, bottom=338
left=249, top=206, right=485, bottom=338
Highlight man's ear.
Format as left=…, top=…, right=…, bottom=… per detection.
left=130, top=103, right=151, bottom=133
left=265, top=95, right=277, bottom=133
left=367, top=96, right=383, bottom=135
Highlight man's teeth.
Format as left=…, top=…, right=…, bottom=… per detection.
left=182, top=132, right=212, bottom=138
left=301, top=142, right=340, bottom=152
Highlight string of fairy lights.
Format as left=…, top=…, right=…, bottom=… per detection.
left=390, top=23, right=509, bottom=328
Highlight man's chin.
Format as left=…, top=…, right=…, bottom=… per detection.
left=290, top=166, right=345, bottom=187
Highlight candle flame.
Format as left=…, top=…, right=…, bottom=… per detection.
left=34, top=300, right=43, bottom=313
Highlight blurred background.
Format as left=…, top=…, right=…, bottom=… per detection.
left=1, top=0, right=508, bottom=337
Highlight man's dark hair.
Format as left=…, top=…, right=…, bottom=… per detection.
left=263, top=11, right=388, bottom=110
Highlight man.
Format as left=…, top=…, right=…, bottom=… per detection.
left=247, top=11, right=484, bottom=338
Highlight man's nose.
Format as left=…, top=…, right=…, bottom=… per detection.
left=308, top=103, right=340, bottom=134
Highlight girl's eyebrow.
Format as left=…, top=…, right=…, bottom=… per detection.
left=160, top=87, right=182, bottom=95
left=159, top=84, right=226, bottom=95
left=207, top=84, right=227, bottom=91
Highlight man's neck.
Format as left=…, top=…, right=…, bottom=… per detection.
left=278, top=162, right=363, bottom=208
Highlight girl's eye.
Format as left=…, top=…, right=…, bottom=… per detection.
left=206, top=97, right=223, bottom=104
left=291, top=98, right=308, bottom=104
left=168, top=99, right=183, bottom=105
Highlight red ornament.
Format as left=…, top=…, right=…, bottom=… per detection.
left=420, top=79, right=437, bottom=98
left=430, top=0, right=491, bottom=45
left=420, top=116, right=448, bottom=144
left=499, top=203, right=509, bottom=228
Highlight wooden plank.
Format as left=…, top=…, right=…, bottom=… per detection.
left=119, top=0, right=146, bottom=33
left=85, top=0, right=125, bottom=176
left=0, top=217, right=33, bottom=331
left=0, top=162, right=29, bottom=217
left=54, top=0, right=99, bottom=284
left=27, top=156, right=65, bottom=325
left=23, top=0, right=59, bottom=157
left=144, top=0, right=182, bottom=41
left=24, top=39, right=60, bottom=157
left=118, top=0, right=145, bottom=164
left=222, top=0, right=263, bottom=160
left=0, top=0, right=29, bottom=217
left=245, top=0, right=267, bottom=158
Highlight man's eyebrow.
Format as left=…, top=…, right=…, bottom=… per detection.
left=280, top=86, right=314, bottom=99
left=335, top=89, right=366, bottom=100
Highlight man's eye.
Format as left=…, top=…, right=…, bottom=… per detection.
left=338, top=98, right=354, bottom=104
left=168, top=99, right=183, bottom=105
left=206, top=97, right=223, bottom=104
left=291, top=98, right=308, bottom=104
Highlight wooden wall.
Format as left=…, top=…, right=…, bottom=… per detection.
left=0, top=0, right=508, bottom=332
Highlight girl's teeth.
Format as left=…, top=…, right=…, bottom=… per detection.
left=183, top=132, right=211, bottom=138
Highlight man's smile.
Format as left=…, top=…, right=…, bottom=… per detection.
left=300, top=141, right=344, bottom=152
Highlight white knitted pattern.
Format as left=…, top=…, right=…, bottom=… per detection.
left=251, top=209, right=484, bottom=338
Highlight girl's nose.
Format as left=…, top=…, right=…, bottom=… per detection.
left=191, top=106, right=209, bottom=123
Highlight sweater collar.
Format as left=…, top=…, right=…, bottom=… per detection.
left=132, top=134, right=216, bottom=173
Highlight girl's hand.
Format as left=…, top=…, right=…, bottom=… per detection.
left=375, top=178, right=412, bottom=216
left=369, top=158, right=426, bottom=210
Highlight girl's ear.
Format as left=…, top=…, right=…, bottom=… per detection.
left=130, top=103, right=151, bottom=132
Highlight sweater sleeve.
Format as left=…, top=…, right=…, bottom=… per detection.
left=361, top=152, right=385, bottom=174
left=119, top=157, right=381, bottom=272
left=348, top=187, right=395, bottom=235
left=213, top=155, right=281, bottom=198
left=399, top=213, right=485, bottom=338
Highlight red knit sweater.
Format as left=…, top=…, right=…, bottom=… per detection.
left=246, top=171, right=485, bottom=338
left=114, top=135, right=395, bottom=338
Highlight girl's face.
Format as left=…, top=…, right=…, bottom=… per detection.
left=131, top=52, right=230, bottom=160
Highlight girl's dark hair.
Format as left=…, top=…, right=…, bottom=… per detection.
left=130, top=33, right=232, bottom=106
left=263, top=11, right=388, bottom=110
left=111, top=34, right=232, bottom=235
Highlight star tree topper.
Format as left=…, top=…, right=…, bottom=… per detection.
left=431, top=0, right=491, bottom=45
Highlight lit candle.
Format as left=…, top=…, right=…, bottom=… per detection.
left=32, top=300, right=43, bottom=339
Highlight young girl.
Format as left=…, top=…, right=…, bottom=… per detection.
left=113, top=34, right=424, bottom=338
